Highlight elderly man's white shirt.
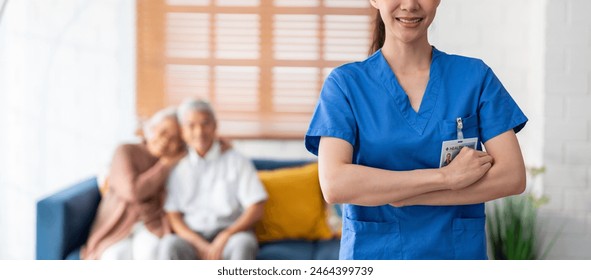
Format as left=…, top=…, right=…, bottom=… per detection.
left=164, top=141, right=267, bottom=235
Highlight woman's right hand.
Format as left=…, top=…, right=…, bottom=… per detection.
left=442, top=147, right=493, bottom=190
left=160, top=150, right=187, bottom=167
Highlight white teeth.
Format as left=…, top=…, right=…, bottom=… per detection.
left=398, top=18, right=422, bottom=23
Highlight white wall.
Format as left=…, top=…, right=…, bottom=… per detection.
left=430, top=0, right=591, bottom=259
left=430, top=0, right=545, bottom=170
left=233, top=139, right=315, bottom=160
left=0, top=0, right=136, bottom=259
left=538, top=0, right=591, bottom=260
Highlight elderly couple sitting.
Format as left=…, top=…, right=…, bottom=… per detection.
left=81, top=99, right=268, bottom=260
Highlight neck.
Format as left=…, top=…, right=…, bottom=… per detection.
left=381, top=37, right=432, bottom=75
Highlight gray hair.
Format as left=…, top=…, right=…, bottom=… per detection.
left=143, top=107, right=178, bottom=140
left=177, top=99, right=216, bottom=123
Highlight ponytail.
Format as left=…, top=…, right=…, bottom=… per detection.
left=369, top=10, right=385, bottom=55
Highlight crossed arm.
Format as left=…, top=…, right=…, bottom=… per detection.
left=317, top=130, right=526, bottom=207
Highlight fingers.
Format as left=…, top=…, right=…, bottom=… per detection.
left=444, top=147, right=493, bottom=190
left=479, top=161, right=493, bottom=174
left=478, top=155, right=493, bottom=166
left=476, top=150, right=490, bottom=157
left=207, top=248, right=222, bottom=260
left=459, top=146, right=487, bottom=156
left=206, top=242, right=224, bottom=260
left=459, top=147, right=492, bottom=162
left=468, top=150, right=493, bottom=170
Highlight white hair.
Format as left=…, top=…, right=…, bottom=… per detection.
left=177, top=99, right=216, bottom=123
left=142, top=107, right=178, bottom=140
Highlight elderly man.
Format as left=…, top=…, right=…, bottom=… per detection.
left=159, top=99, right=268, bottom=260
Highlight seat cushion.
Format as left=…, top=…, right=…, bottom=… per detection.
left=257, top=240, right=315, bottom=260
left=313, top=239, right=340, bottom=260
left=66, top=247, right=81, bottom=260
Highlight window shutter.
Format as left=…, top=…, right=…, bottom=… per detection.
left=137, top=0, right=373, bottom=138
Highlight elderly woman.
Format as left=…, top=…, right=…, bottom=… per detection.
left=81, top=107, right=186, bottom=260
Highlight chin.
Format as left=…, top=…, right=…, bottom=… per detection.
left=189, top=144, right=205, bottom=153
left=194, top=143, right=206, bottom=150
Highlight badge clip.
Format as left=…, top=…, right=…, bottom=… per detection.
left=456, top=117, right=464, bottom=140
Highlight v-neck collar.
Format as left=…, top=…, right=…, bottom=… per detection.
left=374, top=46, right=442, bottom=135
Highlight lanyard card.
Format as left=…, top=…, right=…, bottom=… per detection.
left=439, top=137, right=478, bottom=168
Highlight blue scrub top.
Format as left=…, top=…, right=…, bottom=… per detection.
left=305, top=47, right=528, bottom=260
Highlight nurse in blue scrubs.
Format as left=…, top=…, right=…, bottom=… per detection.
left=305, top=0, right=528, bottom=260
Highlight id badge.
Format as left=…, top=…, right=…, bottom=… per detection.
left=439, top=137, right=478, bottom=168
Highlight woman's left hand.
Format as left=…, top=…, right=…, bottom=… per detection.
left=160, top=149, right=187, bottom=167
left=219, top=137, right=233, bottom=153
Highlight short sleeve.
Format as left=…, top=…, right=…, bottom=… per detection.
left=236, top=156, right=268, bottom=208
left=305, top=71, right=357, bottom=156
left=478, top=67, right=528, bottom=143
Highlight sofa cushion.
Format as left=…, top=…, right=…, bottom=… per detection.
left=66, top=248, right=82, bottom=260
left=255, top=163, right=333, bottom=243
left=312, top=239, right=340, bottom=260
left=256, top=239, right=340, bottom=260
left=257, top=240, right=315, bottom=260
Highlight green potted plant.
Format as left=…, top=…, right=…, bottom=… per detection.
left=486, top=167, right=560, bottom=260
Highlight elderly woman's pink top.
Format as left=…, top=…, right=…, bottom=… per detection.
left=81, top=143, right=173, bottom=260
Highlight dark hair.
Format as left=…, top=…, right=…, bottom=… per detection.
left=369, top=10, right=385, bottom=55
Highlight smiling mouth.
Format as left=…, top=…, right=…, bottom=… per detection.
left=396, top=17, right=424, bottom=24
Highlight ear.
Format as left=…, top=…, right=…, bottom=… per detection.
left=369, top=0, right=379, bottom=9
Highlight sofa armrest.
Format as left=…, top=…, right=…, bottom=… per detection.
left=36, top=177, right=101, bottom=260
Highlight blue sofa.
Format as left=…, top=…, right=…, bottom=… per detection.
left=36, top=159, right=340, bottom=260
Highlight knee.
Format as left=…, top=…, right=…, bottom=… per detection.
left=157, top=235, right=182, bottom=259
left=158, top=234, right=195, bottom=260
left=225, top=232, right=259, bottom=260
left=229, top=232, right=257, bottom=248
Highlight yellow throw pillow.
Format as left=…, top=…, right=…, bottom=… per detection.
left=255, top=163, right=334, bottom=242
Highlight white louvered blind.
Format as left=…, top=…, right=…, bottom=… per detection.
left=137, top=0, right=373, bottom=138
